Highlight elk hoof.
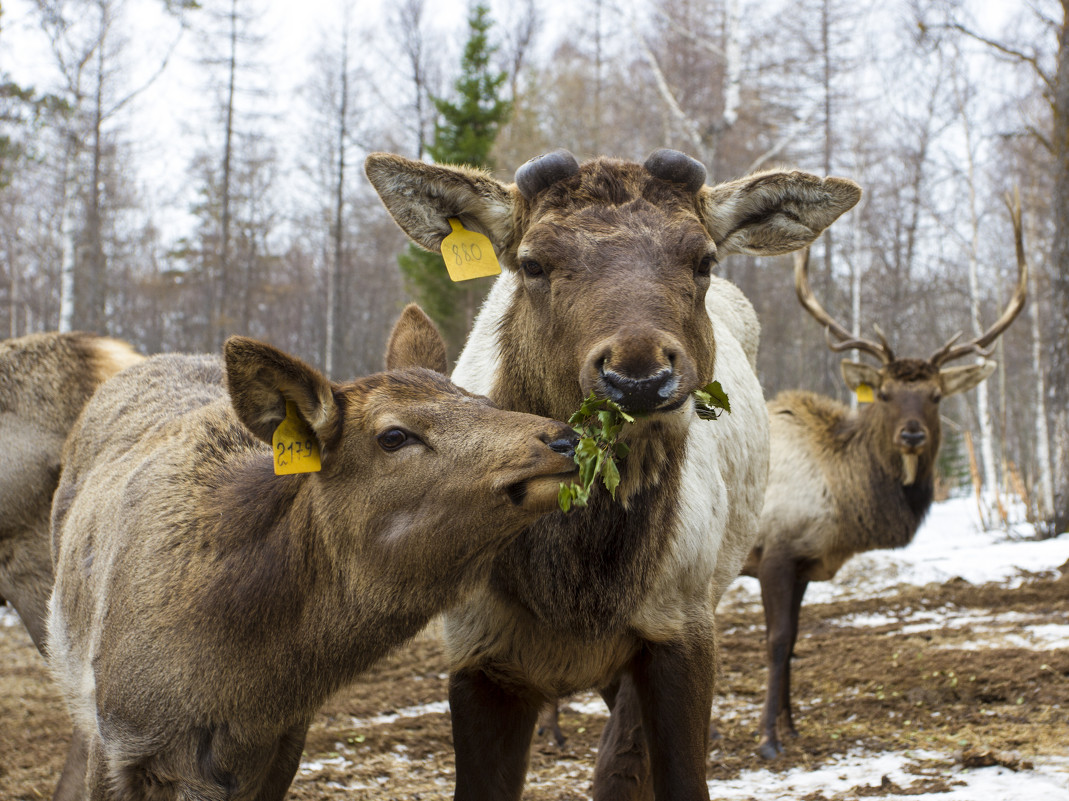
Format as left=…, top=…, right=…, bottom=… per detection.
left=756, top=738, right=784, bottom=760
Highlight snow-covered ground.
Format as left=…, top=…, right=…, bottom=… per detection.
left=724, top=495, right=1069, bottom=610
left=719, top=496, right=1069, bottom=800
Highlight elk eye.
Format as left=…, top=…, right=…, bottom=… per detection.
left=931, top=391, right=942, bottom=403
left=877, top=390, right=890, bottom=402
left=377, top=429, right=409, bottom=451
left=520, top=259, right=544, bottom=277
left=696, top=254, right=717, bottom=277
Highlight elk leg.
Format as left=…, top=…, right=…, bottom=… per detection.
left=631, top=633, right=715, bottom=801
left=449, top=667, right=541, bottom=801
left=253, top=723, right=309, bottom=801
left=0, top=523, right=56, bottom=656
left=53, top=726, right=89, bottom=801
left=591, top=672, right=653, bottom=801
left=778, top=575, right=809, bottom=739
left=536, top=699, right=567, bottom=746
left=756, top=554, right=798, bottom=759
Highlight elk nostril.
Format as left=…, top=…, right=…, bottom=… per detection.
left=900, top=430, right=926, bottom=447
left=547, top=436, right=577, bottom=460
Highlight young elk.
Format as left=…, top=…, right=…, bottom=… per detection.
left=47, top=305, right=578, bottom=801
left=743, top=207, right=1028, bottom=760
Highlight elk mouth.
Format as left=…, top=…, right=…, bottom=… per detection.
left=504, top=468, right=578, bottom=511
left=896, top=433, right=927, bottom=486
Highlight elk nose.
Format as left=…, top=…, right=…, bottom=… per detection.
left=899, top=429, right=927, bottom=449
left=543, top=427, right=579, bottom=460
left=600, top=366, right=677, bottom=413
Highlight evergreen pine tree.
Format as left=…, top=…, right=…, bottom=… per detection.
left=398, top=2, right=512, bottom=360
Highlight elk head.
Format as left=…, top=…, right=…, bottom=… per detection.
left=366, top=149, right=861, bottom=422
left=225, top=305, right=580, bottom=535
left=795, top=196, right=1028, bottom=486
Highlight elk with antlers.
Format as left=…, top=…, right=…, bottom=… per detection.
left=741, top=200, right=1028, bottom=760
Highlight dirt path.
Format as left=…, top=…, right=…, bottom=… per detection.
left=3, top=574, right=1067, bottom=800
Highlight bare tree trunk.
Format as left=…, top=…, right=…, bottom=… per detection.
left=1050, top=3, right=1069, bottom=533
left=1023, top=208, right=1055, bottom=523
left=398, top=0, right=431, bottom=160
left=848, top=184, right=867, bottom=411
left=217, top=0, right=238, bottom=348
left=58, top=137, right=77, bottom=333
left=84, top=6, right=108, bottom=333
left=954, top=62, right=1000, bottom=503
left=326, top=12, right=351, bottom=377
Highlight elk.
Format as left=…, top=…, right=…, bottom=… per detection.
left=742, top=205, right=1028, bottom=760
left=46, top=305, right=579, bottom=801
left=366, top=148, right=860, bottom=801
left=0, top=331, right=142, bottom=657
left=0, top=332, right=143, bottom=801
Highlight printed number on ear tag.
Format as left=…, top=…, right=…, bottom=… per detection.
left=273, top=401, right=322, bottom=475
left=440, top=218, right=501, bottom=281
left=856, top=383, right=875, bottom=404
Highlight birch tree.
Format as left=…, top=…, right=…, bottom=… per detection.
left=936, top=1, right=1069, bottom=532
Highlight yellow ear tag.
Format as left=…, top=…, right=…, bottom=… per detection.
left=272, top=401, right=322, bottom=475
left=856, top=383, right=875, bottom=404
left=440, top=218, right=501, bottom=281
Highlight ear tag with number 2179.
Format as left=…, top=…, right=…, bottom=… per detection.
left=272, top=401, right=321, bottom=475
left=440, top=218, right=501, bottom=281
left=855, top=383, right=875, bottom=404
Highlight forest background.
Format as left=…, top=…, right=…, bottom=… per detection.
left=1, top=0, right=1066, bottom=533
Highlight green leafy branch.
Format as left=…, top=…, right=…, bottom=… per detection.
left=694, top=380, right=731, bottom=420
left=557, top=393, right=633, bottom=512
left=556, top=381, right=732, bottom=513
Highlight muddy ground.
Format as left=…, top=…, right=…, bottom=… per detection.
left=2, top=572, right=1067, bottom=800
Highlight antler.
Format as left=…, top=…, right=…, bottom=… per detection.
left=928, top=189, right=1029, bottom=367
left=794, top=246, right=894, bottom=365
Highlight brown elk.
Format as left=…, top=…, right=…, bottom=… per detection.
left=742, top=206, right=1028, bottom=760
left=0, top=331, right=142, bottom=657
left=0, top=332, right=143, bottom=801
left=366, top=148, right=860, bottom=800
left=46, top=305, right=579, bottom=801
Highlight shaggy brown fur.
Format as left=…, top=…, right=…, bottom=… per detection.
left=46, top=306, right=579, bottom=801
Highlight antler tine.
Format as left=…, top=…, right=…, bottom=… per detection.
left=794, top=247, right=892, bottom=364
left=825, top=330, right=896, bottom=363
left=930, top=188, right=1029, bottom=367
left=927, top=331, right=963, bottom=366
left=871, top=324, right=896, bottom=362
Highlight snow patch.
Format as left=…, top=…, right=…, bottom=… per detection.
left=711, top=750, right=1069, bottom=800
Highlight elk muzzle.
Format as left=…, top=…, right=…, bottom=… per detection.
left=895, top=422, right=928, bottom=486
left=580, top=328, right=696, bottom=415
left=500, top=422, right=580, bottom=512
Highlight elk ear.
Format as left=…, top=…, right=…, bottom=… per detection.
left=940, top=360, right=996, bottom=397
left=365, top=152, right=516, bottom=254
left=224, top=336, right=338, bottom=445
left=840, top=361, right=883, bottom=393
left=385, top=304, right=448, bottom=373
left=700, top=170, right=861, bottom=256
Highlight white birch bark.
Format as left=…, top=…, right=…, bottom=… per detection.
left=58, top=139, right=77, bottom=334
left=958, top=81, right=999, bottom=501
left=1025, top=211, right=1055, bottom=522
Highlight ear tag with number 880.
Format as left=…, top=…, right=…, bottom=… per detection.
left=856, top=383, right=875, bottom=404
left=273, top=401, right=321, bottom=475
left=440, top=218, right=501, bottom=281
